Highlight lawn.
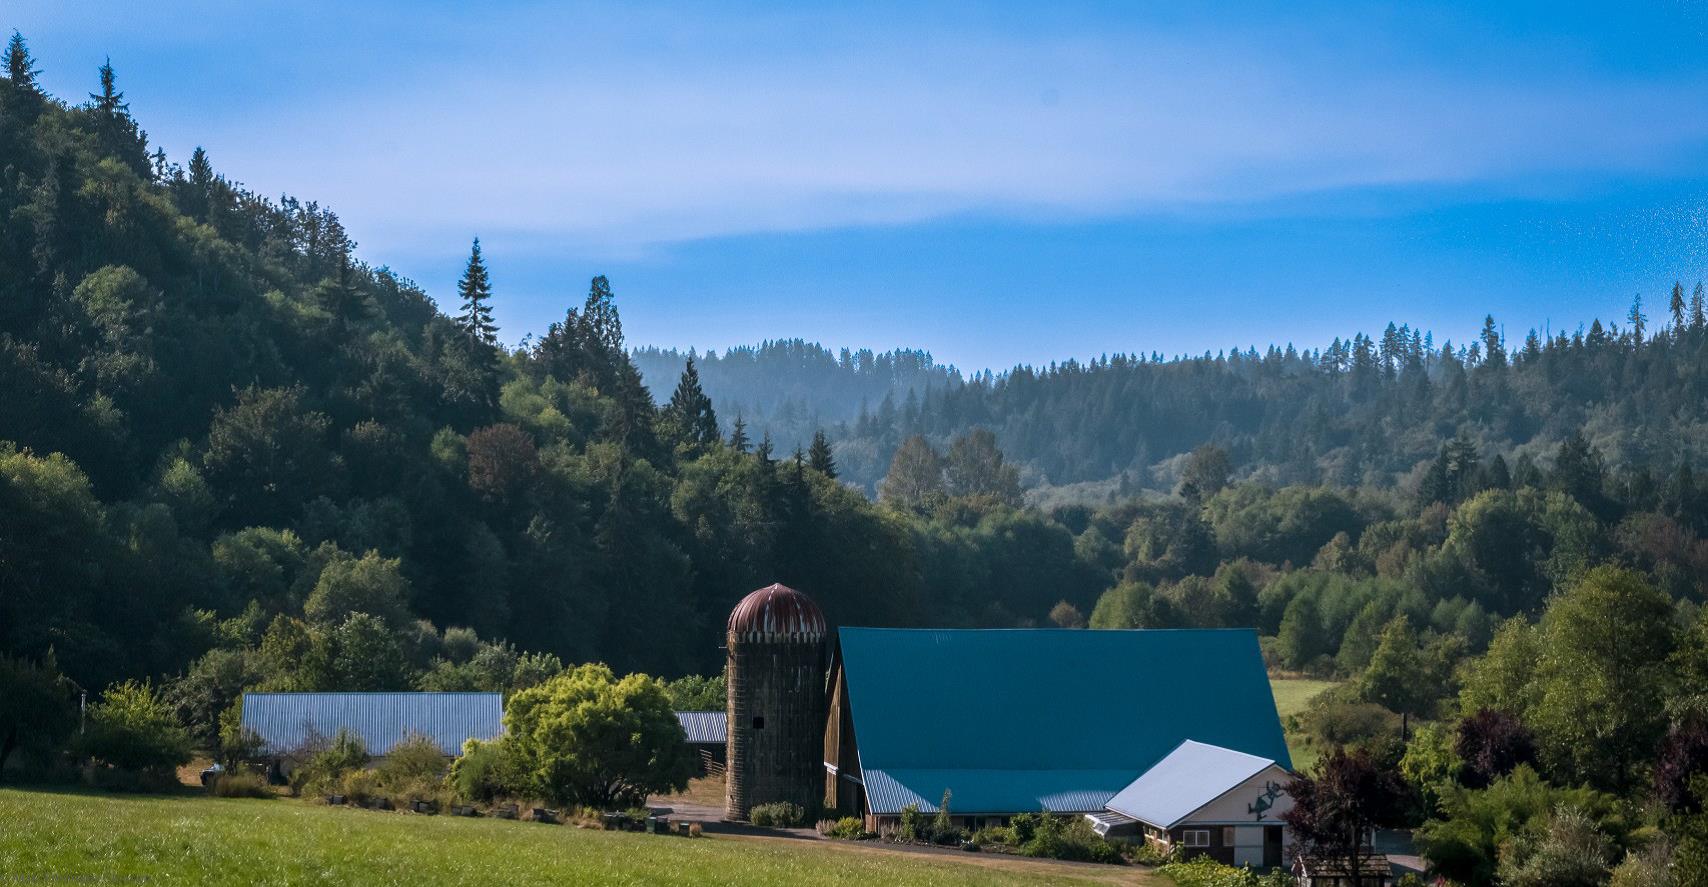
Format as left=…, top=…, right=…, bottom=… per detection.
left=1270, top=676, right=1338, bottom=720
left=0, top=788, right=1143, bottom=886
left=1270, top=675, right=1340, bottom=773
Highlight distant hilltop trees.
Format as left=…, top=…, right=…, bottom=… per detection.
left=642, top=307, right=1708, bottom=498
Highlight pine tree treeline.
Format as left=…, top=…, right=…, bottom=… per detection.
left=647, top=311, right=1708, bottom=496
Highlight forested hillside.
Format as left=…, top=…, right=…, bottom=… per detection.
left=0, top=40, right=1105, bottom=705
left=642, top=310, right=1708, bottom=497
left=631, top=341, right=958, bottom=457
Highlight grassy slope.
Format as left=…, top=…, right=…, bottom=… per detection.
left=1270, top=676, right=1339, bottom=773
left=0, top=788, right=1138, bottom=886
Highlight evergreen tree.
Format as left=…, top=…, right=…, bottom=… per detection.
left=662, top=357, right=718, bottom=452
left=807, top=429, right=836, bottom=478
left=455, top=238, right=497, bottom=346
left=1693, top=282, right=1707, bottom=331
left=183, top=146, right=215, bottom=223
left=1671, top=281, right=1688, bottom=333
left=5, top=31, right=39, bottom=95
left=582, top=275, right=622, bottom=356
left=90, top=56, right=126, bottom=116
left=1628, top=294, right=1647, bottom=345
left=728, top=415, right=750, bottom=454
left=1479, top=315, right=1505, bottom=369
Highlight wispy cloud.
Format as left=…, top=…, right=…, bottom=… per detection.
left=17, top=2, right=1708, bottom=259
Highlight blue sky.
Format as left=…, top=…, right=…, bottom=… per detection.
left=11, top=2, right=1708, bottom=370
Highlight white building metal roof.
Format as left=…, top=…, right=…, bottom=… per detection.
left=1104, top=740, right=1280, bottom=828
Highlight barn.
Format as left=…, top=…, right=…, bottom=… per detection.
left=821, top=627, right=1292, bottom=836
left=241, top=692, right=504, bottom=774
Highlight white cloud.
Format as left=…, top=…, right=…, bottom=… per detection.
left=20, top=3, right=1708, bottom=256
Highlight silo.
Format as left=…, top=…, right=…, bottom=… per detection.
left=724, top=583, right=827, bottom=820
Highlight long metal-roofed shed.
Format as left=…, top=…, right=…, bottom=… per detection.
left=823, top=628, right=1291, bottom=832
left=241, top=692, right=504, bottom=772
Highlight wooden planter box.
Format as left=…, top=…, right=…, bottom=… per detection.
left=451, top=804, right=478, bottom=817
left=531, top=808, right=558, bottom=824
left=411, top=800, right=438, bottom=815
left=494, top=804, right=519, bottom=820
left=326, top=794, right=347, bottom=805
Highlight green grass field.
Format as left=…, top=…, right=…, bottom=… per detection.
left=0, top=788, right=1139, bottom=886
left=1270, top=676, right=1339, bottom=773
left=1270, top=676, right=1338, bottom=720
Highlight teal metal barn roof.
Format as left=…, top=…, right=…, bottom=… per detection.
left=241, top=692, right=503, bottom=757
left=837, top=628, right=1290, bottom=815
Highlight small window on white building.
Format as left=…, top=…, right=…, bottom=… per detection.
left=1182, top=829, right=1211, bottom=847
left=1223, top=826, right=1237, bottom=846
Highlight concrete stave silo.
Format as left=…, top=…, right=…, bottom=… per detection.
left=724, top=583, right=826, bottom=821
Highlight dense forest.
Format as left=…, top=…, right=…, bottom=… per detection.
left=631, top=341, right=958, bottom=459
left=0, top=39, right=1105, bottom=705
left=11, top=41, right=1708, bottom=880
left=641, top=299, right=1708, bottom=498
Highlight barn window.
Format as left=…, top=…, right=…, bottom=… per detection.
left=1182, top=829, right=1210, bottom=848
left=1223, top=826, right=1236, bottom=846
left=752, top=716, right=765, bottom=730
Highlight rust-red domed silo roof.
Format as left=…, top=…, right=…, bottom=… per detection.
left=727, top=583, right=826, bottom=643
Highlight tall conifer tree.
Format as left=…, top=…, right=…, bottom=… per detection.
left=664, top=357, right=718, bottom=451
left=90, top=57, right=125, bottom=115
left=5, top=32, right=39, bottom=94
left=729, top=415, right=750, bottom=453
left=807, top=430, right=836, bottom=478
left=456, top=238, right=497, bottom=346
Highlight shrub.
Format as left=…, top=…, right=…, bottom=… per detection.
left=292, top=728, right=369, bottom=794
left=210, top=770, right=272, bottom=798
left=818, top=816, right=870, bottom=839
left=338, top=768, right=383, bottom=805
left=379, top=732, right=447, bottom=787
left=1017, top=813, right=1124, bottom=864
left=898, top=803, right=925, bottom=842
left=1009, top=811, right=1043, bottom=845
left=449, top=738, right=520, bottom=803
left=1302, top=700, right=1400, bottom=746
left=0, top=652, right=78, bottom=774
left=1158, top=856, right=1291, bottom=886
left=1130, top=840, right=1178, bottom=866
left=216, top=700, right=266, bottom=770
left=75, top=680, right=192, bottom=780
left=750, top=801, right=806, bottom=827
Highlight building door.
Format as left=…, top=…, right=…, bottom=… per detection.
left=1263, top=825, right=1283, bottom=869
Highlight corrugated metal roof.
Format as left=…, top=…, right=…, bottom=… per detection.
left=838, top=628, right=1290, bottom=815
left=675, top=711, right=726, bottom=744
left=241, top=692, right=503, bottom=757
left=1105, top=740, right=1278, bottom=828
left=864, top=768, right=1131, bottom=815
left=728, top=583, right=826, bottom=643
